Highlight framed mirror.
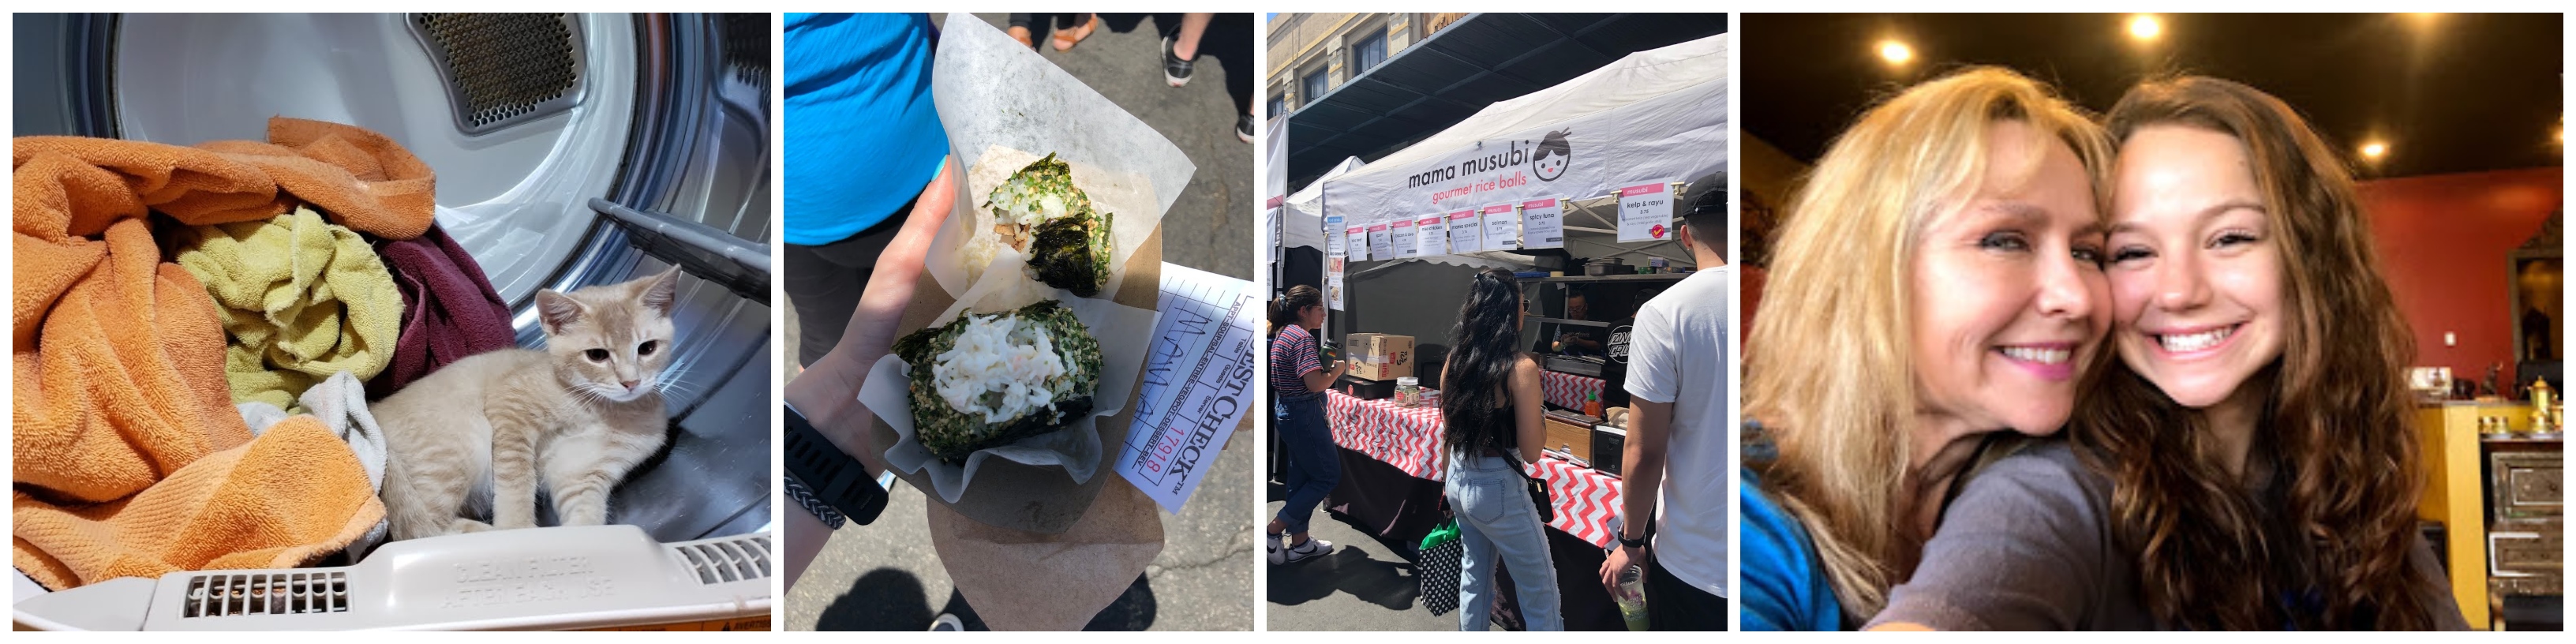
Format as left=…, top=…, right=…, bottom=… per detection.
left=2510, top=211, right=2561, bottom=393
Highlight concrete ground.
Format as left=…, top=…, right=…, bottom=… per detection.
left=1264, top=492, right=1455, bottom=631
left=782, top=12, right=1256, bottom=631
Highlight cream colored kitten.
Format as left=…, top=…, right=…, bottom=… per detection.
left=376, top=268, right=681, bottom=541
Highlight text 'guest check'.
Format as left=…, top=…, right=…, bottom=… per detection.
left=1119, top=263, right=1259, bottom=512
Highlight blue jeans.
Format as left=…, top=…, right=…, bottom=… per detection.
left=1272, top=393, right=1338, bottom=536
left=1446, top=451, right=1562, bottom=631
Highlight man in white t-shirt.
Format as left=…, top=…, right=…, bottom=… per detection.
left=1601, top=195, right=1732, bottom=628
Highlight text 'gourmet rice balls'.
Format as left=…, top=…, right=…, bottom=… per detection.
left=980, top=153, right=1115, bottom=297
left=893, top=300, right=1103, bottom=462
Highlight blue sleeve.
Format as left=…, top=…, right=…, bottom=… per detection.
left=1740, top=469, right=1844, bottom=631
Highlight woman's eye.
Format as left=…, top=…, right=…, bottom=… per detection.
left=1978, top=231, right=2031, bottom=252
left=2071, top=245, right=2106, bottom=268
left=2110, top=245, right=2155, bottom=264
left=584, top=348, right=610, bottom=361
left=2210, top=230, right=2260, bottom=249
left=638, top=340, right=659, bottom=356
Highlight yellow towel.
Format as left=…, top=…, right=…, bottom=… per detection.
left=172, top=208, right=402, bottom=412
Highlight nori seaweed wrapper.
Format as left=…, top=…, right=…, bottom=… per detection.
left=979, top=152, right=1093, bottom=251
left=1027, top=209, right=1114, bottom=297
left=893, top=300, right=1105, bottom=462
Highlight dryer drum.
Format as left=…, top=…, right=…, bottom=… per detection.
left=407, top=13, right=587, bottom=135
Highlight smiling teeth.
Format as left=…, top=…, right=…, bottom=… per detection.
left=2160, top=327, right=2233, bottom=352
left=2001, top=346, right=2070, bottom=364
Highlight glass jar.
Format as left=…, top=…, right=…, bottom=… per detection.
left=1395, top=376, right=1422, bottom=407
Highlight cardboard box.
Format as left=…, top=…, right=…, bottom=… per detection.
left=1346, top=333, right=1416, bottom=381
left=1544, top=415, right=1593, bottom=463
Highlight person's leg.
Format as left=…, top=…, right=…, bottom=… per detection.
left=1450, top=469, right=1497, bottom=631
left=1173, top=13, right=1211, bottom=59
left=1645, top=551, right=1728, bottom=631
left=1273, top=400, right=1339, bottom=541
left=1478, top=461, right=1563, bottom=631
left=1005, top=13, right=1035, bottom=49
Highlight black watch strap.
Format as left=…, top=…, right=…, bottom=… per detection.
left=784, top=405, right=889, bottom=527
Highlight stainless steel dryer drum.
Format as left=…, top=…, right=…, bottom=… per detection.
left=406, top=13, right=588, bottom=135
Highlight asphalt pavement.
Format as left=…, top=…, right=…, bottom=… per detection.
left=782, top=12, right=1256, bottom=631
left=1263, top=492, right=1455, bottom=631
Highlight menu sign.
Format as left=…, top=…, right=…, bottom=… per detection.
left=1617, top=182, right=1675, bottom=243
left=1481, top=204, right=1518, bottom=250
left=1388, top=219, right=1418, bottom=259
left=1447, top=209, right=1482, bottom=253
left=1415, top=214, right=1447, bottom=257
left=1522, top=197, right=1565, bottom=249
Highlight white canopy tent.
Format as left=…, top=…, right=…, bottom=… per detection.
left=1282, top=155, right=1363, bottom=252
left=1316, top=32, right=1728, bottom=271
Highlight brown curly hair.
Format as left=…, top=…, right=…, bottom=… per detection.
left=2080, top=76, right=2439, bottom=629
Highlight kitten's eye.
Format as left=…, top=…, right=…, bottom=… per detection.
left=638, top=340, right=659, bottom=356
left=584, top=348, right=610, bottom=361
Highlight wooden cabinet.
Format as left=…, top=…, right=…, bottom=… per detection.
left=2416, top=402, right=2565, bottom=630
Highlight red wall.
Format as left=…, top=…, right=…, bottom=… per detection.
left=2362, top=167, right=2562, bottom=387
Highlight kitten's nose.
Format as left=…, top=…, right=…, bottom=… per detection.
left=620, top=380, right=640, bottom=390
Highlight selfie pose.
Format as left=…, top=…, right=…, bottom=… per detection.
left=1874, top=77, right=2468, bottom=631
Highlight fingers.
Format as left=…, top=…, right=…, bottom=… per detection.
left=852, top=155, right=958, bottom=328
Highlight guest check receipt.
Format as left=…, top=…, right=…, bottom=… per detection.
left=1118, top=264, right=1260, bottom=512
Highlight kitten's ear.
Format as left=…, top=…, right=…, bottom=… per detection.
left=637, top=267, right=682, bottom=316
left=537, top=290, right=586, bottom=335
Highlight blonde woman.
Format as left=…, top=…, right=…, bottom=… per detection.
left=1739, top=67, right=2117, bottom=630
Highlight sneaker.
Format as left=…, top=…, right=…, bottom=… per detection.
left=1280, top=537, right=1335, bottom=564
left=1266, top=531, right=1286, bottom=564
left=930, top=612, right=964, bottom=631
left=1236, top=113, right=1254, bottom=143
left=1162, top=35, right=1195, bottom=88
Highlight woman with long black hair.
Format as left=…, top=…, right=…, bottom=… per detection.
left=1439, top=268, right=1561, bottom=630
left=1267, top=285, right=1347, bottom=565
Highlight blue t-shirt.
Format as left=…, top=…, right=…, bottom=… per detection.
left=1740, top=467, right=1844, bottom=631
left=783, top=13, right=951, bottom=245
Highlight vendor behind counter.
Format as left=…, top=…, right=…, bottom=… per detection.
left=1532, top=286, right=1659, bottom=410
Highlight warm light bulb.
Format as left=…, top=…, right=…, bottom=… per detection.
left=2361, top=141, right=2388, bottom=159
left=2129, top=15, right=2162, bottom=41
left=1878, top=40, right=1913, bottom=65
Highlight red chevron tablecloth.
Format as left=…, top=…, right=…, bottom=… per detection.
left=1323, top=390, right=1623, bottom=549
left=1325, top=389, right=1445, bottom=479
left=1533, top=455, right=1623, bottom=549
left=1538, top=369, right=1606, bottom=410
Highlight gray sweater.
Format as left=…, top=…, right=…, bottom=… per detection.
left=1871, top=440, right=2469, bottom=631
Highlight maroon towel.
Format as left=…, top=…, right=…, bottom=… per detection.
left=366, top=223, right=517, bottom=399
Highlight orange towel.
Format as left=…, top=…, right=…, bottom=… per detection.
left=12, top=118, right=428, bottom=590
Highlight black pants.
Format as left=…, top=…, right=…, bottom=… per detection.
left=783, top=194, right=916, bottom=367
left=1646, top=551, right=1729, bottom=631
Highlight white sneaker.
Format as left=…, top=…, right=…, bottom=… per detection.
left=1280, top=537, right=1335, bottom=564
left=1266, top=531, right=1286, bottom=564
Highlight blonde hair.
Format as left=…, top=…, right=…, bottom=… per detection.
left=1743, top=66, right=2114, bottom=622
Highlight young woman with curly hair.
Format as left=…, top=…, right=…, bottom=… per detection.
left=1871, top=77, right=2468, bottom=631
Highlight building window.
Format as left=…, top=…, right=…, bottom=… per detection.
left=1301, top=66, right=1330, bottom=104
left=1351, top=30, right=1387, bottom=74
left=1268, top=94, right=1288, bottom=118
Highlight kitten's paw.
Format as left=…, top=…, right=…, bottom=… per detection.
left=449, top=519, right=496, bottom=534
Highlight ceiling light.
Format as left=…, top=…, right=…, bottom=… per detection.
left=2128, top=15, right=2162, bottom=41
left=2361, top=141, right=2388, bottom=159
left=1877, top=40, right=1913, bottom=66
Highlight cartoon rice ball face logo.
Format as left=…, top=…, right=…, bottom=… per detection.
left=1533, top=129, right=1572, bottom=182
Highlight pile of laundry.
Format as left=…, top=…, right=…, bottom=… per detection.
left=13, top=118, right=518, bottom=590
